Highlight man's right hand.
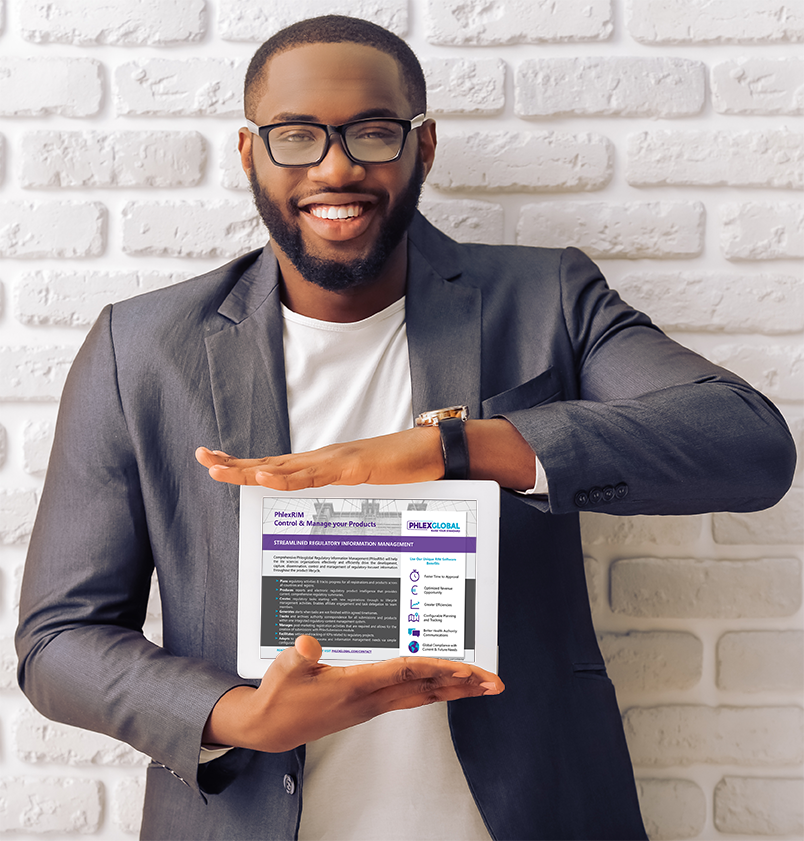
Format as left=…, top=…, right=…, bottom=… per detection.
left=203, top=635, right=504, bottom=753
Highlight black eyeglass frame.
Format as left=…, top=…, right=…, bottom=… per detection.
left=244, top=114, right=426, bottom=167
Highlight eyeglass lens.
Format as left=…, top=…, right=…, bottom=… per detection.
left=268, top=121, right=406, bottom=165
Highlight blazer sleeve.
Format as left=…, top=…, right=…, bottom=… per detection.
left=15, top=305, right=247, bottom=797
left=500, top=248, right=796, bottom=516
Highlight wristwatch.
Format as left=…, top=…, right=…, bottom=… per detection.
left=415, top=405, right=470, bottom=480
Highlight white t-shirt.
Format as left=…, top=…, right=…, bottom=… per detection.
left=282, top=298, right=491, bottom=841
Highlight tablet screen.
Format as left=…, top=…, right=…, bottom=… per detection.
left=238, top=481, right=499, bottom=676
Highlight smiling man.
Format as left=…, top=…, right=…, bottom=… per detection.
left=17, top=15, right=796, bottom=841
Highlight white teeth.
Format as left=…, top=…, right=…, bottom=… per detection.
left=309, top=204, right=364, bottom=220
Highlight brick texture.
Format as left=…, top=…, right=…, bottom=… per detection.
left=580, top=512, right=702, bottom=545
left=717, top=631, right=804, bottom=692
left=22, top=421, right=54, bottom=476
left=0, top=346, right=78, bottom=402
left=626, top=130, right=804, bottom=188
left=112, top=777, right=147, bottom=835
left=721, top=202, right=804, bottom=260
left=115, top=59, right=246, bottom=117
left=424, top=58, right=505, bottom=115
left=635, top=779, right=706, bottom=841
left=712, top=58, right=804, bottom=115
left=516, top=58, right=704, bottom=117
left=429, top=132, right=612, bottom=192
left=20, top=0, right=205, bottom=45
left=623, top=705, right=804, bottom=766
left=0, top=421, right=6, bottom=468
left=712, top=489, right=803, bottom=546
left=420, top=200, right=504, bottom=244
left=0, top=57, right=102, bottom=117
left=426, top=0, right=613, bottom=44
left=628, top=0, right=804, bottom=43
left=714, top=776, right=804, bottom=835
left=20, top=132, right=206, bottom=189
left=516, top=201, right=703, bottom=258
left=599, top=631, right=703, bottom=692
left=0, top=201, right=105, bottom=259
left=614, top=272, right=804, bottom=334
left=708, top=345, right=804, bottom=402
left=610, top=557, right=802, bottom=618
left=0, top=777, right=102, bottom=833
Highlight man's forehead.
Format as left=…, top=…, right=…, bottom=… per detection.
left=255, top=42, right=410, bottom=122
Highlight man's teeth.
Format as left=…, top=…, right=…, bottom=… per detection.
left=309, top=204, right=364, bottom=220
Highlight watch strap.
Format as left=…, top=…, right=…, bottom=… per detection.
left=439, top=417, right=469, bottom=480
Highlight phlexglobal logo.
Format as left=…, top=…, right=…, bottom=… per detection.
left=406, top=520, right=461, bottom=532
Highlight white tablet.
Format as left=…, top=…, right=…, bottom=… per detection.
left=237, top=480, right=500, bottom=677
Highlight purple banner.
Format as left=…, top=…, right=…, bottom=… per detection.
left=263, top=533, right=476, bottom=553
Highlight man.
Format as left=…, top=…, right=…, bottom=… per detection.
left=16, top=15, right=795, bottom=841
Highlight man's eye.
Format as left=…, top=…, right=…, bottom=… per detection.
left=275, top=129, right=317, bottom=143
left=352, top=124, right=396, bottom=141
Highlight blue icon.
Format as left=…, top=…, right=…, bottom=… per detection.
left=410, top=600, right=420, bottom=609
left=409, top=570, right=419, bottom=582
left=411, top=585, right=418, bottom=595
left=408, top=628, right=420, bottom=637
left=408, top=641, right=419, bottom=653
left=407, top=612, right=420, bottom=622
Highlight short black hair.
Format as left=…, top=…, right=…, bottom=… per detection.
left=244, top=15, right=426, bottom=119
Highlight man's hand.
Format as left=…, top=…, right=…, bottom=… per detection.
left=203, top=635, right=504, bottom=753
left=196, top=419, right=537, bottom=491
left=195, top=426, right=444, bottom=490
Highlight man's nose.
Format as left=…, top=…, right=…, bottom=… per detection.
left=307, top=135, right=366, bottom=185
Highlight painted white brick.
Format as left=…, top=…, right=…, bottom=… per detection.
left=14, top=270, right=186, bottom=328
left=627, top=129, right=804, bottom=189
left=424, top=58, right=505, bottom=115
left=712, top=58, right=804, bottom=115
left=583, top=556, right=602, bottom=613
left=0, top=489, right=37, bottom=545
left=0, top=201, right=105, bottom=259
left=0, top=421, right=6, bottom=468
left=715, top=776, right=804, bottom=835
left=610, top=557, right=802, bottom=619
left=623, top=705, right=804, bottom=766
left=792, top=416, right=804, bottom=487
left=15, top=708, right=148, bottom=766
left=516, top=201, right=704, bottom=258
left=0, top=346, right=77, bottom=402
left=0, top=776, right=102, bottom=833
left=221, top=130, right=249, bottom=190
left=428, top=132, right=612, bottom=192
left=426, top=0, right=613, bottom=45
left=0, top=58, right=102, bottom=118
left=22, top=421, right=54, bottom=476
left=599, top=632, right=702, bottom=692
left=635, top=778, right=706, bottom=841
left=708, top=343, right=804, bottom=402
left=712, top=489, right=803, bottom=546
left=516, top=58, right=704, bottom=118
left=628, top=0, right=804, bottom=43
left=20, top=131, right=206, bottom=189
left=112, top=776, right=146, bottom=835
left=0, top=134, right=5, bottom=184
left=580, top=512, right=702, bottom=546
left=721, top=202, right=804, bottom=260
left=122, top=200, right=265, bottom=258
left=717, top=631, right=804, bottom=693
left=115, top=59, right=246, bottom=117
left=21, top=0, right=204, bottom=45
left=219, top=0, right=407, bottom=40
left=614, top=272, right=804, bottom=334
left=0, top=635, right=17, bottom=690
left=419, top=199, right=504, bottom=244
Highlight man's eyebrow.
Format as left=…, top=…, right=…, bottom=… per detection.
left=269, top=108, right=403, bottom=124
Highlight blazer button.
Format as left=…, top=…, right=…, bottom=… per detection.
left=602, top=485, right=615, bottom=502
left=615, top=482, right=629, bottom=500
left=574, top=490, right=589, bottom=508
left=589, top=487, right=603, bottom=505
left=283, top=774, right=297, bottom=795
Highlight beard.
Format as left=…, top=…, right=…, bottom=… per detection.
left=249, top=155, right=424, bottom=292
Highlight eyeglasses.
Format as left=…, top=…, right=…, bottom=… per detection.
left=245, top=114, right=426, bottom=167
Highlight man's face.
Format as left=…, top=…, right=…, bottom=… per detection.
left=240, top=42, right=435, bottom=292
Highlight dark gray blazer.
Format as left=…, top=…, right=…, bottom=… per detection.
left=17, top=213, right=795, bottom=840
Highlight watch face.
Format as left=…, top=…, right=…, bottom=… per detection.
left=416, top=405, right=469, bottom=426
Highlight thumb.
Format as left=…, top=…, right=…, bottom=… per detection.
left=294, top=634, right=323, bottom=662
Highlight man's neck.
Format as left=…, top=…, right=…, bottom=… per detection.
left=272, top=236, right=408, bottom=323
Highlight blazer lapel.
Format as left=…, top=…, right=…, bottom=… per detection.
left=406, top=229, right=482, bottom=420
left=205, top=250, right=291, bottom=509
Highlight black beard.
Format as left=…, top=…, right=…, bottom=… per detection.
left=249, top=156, right=424, bottom=292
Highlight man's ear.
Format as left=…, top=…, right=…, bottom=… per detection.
left=238, top=127, right=254, bottom=176
left=418, top=119, right=437, bottom=181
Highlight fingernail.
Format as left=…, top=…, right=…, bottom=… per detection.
left=480, top=681, right=498, bottom=690
left=452, top=669, right=471, bottom=678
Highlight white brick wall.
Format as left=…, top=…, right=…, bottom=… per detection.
left=0, top=1, right=801, bottom=839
